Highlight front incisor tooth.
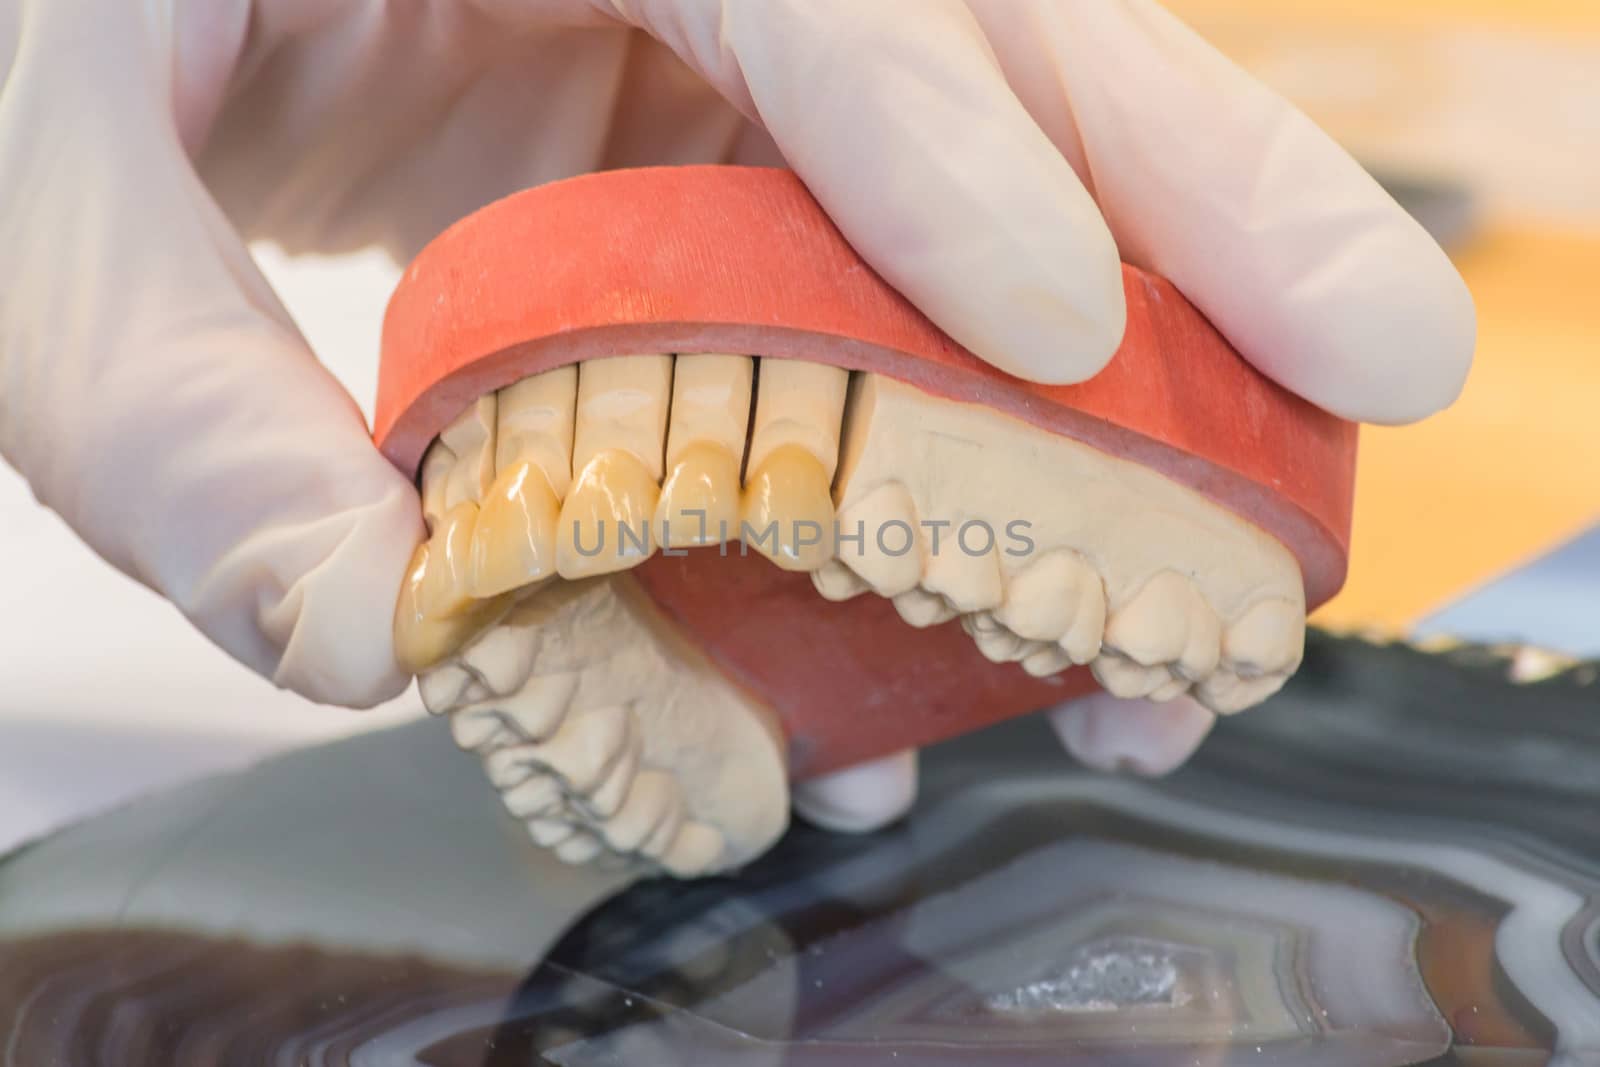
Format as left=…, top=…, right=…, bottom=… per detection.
left=836, top=482, right=923, bottom=596
left=558, top=451, right=661, bottom=578
left=740, top=360, right=848, bottom=572
left=740, top=444, right=834, bottom=571
left=558, top=355, right=671, bottom=578
left=655, top=354, right=752, bottom=547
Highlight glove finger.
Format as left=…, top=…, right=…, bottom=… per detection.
left=579, top=0, right=1126, bottom=385
left=969, top=0, right=1475, bottom=424
left=1047, top=692, right=1216, bottom=777
left=791, top=749, right=919, bottom=834
left=1, top=5, right=421, bottom=706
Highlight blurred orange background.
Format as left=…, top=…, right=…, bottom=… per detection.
left=1170, top=0, right=1600, bottom=632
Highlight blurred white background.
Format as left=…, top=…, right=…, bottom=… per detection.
left=0, top=248, right=424, bottom=853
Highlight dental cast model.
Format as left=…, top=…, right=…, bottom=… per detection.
left=379, top=167, right=1358, bottom=879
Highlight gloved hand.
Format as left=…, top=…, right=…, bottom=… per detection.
left=0, top=2, right=1472, bottom=816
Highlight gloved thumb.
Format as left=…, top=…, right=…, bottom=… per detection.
left=0, top=3, right=421, bottom=706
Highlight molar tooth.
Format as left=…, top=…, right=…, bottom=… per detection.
left=1021, top=644, right=1073, bottom=678
left=740, top=444, right=834, bottom=571
left=964, top=611, right=1003, bottom=635
left=893, top=588, right=958, bottom=628
left=527, top=817, right=577, bottom=847
left=418, top=662, right=474, bottom=714
left=997, top=549, right=1097, bottom=643
left=1103, top=571, right=1193, bottom=668
left=1060, top=573, right=1108, bottom=665
left=1196, top=668, right=1289, bottom=714
left=523, top=705, right=630, bottom=794
left=555, top=831, right=605, bottom=866
left=740, top=359, right=848, bottom=572
left=603, top=770, right=679, bottom=853
left=487, top=670, right=579, bottom=742
left=585, top=739, right=641, bottom=819
left=655, top=354, right=752, bottom=547
left=1150, top=676, right=1193, bottom=702
left=640, top=795, right=688, bottom=860
left=922, top=530, right=1002, bottom=612
left=501, top=772, right=563, bottom=817
left=456, top=620, right=538, bottom=697
left=835, top=482, right=923, bottom=596
left=482, top=745, right=535, bottom=789
left=1224, top=598, right=1305, bottom=677
left=812, top=559, right=869, bottom=601
left=661, top=822, right=725, bottom=878
left=969, top=621, right=1027, bottom=663
left=449, top=705, right=512, bottom=753
left=557, top=355, right=671, bottom=578
left=1091, top=652, right=1173, bottom=699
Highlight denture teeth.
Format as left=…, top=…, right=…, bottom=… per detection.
left=996, top=549, right=1096, bottom=643
left=418, top=661, right=477, bottom=714
left=419, top=502, right=482, bottom=619
left=1021, top=644, right=1074, bottom=678
left=894, top=588, right=959, bottom=628
left=740, top=445, right=835, bottom=570
left=640, top=794, right=688, bottom=860
left=1091, top=652, right=1174, bottom=699
left=585, top=738, right=641, bottom=819
left=661, top=823, right=725, bottom=877
left=655, top=354, right=752, bottom=548
left=501, top=772, right=563, bottom=818
left=557, top=355, right=671, bottom=579
left=455, top=620, right=538, bottom=697
left=436, top=395, right=498, bottom=513
left=394, top=541, right=513, bottom=673
left=739, top=359, right=848, bottom=572
left=471, top=368, right=577, bottom=596
left=836, top=482, right=923, bottom=596
left=812, top=559, right=870, bottom=602
left=522, top=705, right=631, bottom=794
left=923, top=531, right=1003, bottom=613
left=966, top=618, right=1028, bottom=663
left=1196, top=668, right=1289, bottom=714
left=449, top=704, right=512, bottom=753
left=1060, top=574, right=1108, bottom=666
left=555, top=831, right=606, bottom=866
left=527, top=817, right=577, bottom=847
left=1102, top=570, right=1223, bottom=683
left=603, top=770, right=680, bottom=853
left=1224, top=598, right=1305, bottom=678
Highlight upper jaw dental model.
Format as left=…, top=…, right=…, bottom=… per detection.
left=377, top=166, right=1357, bottom=880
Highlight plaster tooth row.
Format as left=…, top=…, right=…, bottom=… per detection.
left=400, top=355, right=1311, bottom=875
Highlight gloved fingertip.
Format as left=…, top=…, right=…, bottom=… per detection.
left=791, top=749, right=919, bottom=834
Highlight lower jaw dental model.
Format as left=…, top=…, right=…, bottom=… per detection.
left=376, top=167, right=1358, bottom=879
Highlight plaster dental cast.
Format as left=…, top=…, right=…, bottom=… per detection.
left=0, top=1, right=1474, bottom=872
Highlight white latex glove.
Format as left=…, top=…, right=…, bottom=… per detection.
left=1, top=3, right=1472, bottom=802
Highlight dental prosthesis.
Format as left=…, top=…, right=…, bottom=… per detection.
left=375, top=167, right=1357, bottom=879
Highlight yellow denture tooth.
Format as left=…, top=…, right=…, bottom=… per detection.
left=394, top=540, right=512, bottom=673
left=557, top=355, right=672, bottom=578
left=410, top=396, right=497, bottom=621
left=654, top=354, right=752, bottom=548
left=740, top=359, right=848, bottom=571
left=470, top=367, right=576, bottom=597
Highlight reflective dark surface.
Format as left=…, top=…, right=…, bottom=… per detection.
left=1, top=634, right=1597, bottom=1065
